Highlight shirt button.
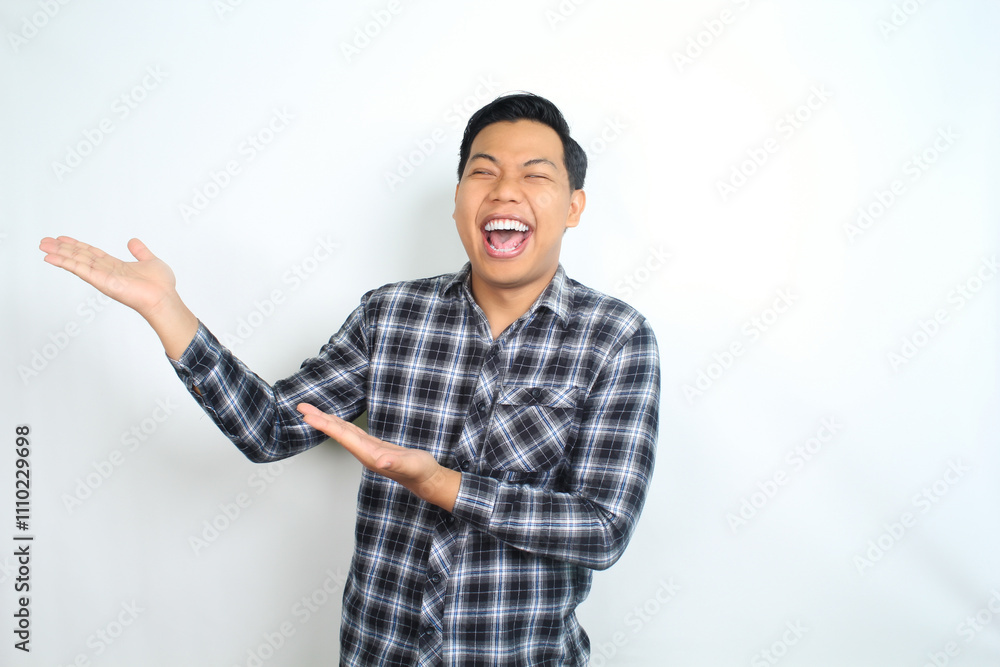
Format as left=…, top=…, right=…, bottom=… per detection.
left=530, top=388, right=542, bottom=401
left=477, top=400, right=489, bottom=414
left=429, top=574, right=441, bottom=584
left=460, top=460, right=471, bottom=472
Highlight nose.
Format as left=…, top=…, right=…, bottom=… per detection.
left=489, top=173, right=523, bottom=203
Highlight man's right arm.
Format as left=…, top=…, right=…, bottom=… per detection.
left=39, top=235, right=369, bottom=461
left=169, top=309, right=370, bottom=462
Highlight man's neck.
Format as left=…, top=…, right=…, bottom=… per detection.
left=469, top=269, right=555, bottom=339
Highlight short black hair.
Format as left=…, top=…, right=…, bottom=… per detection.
left=457, top=92, right=587, bottom=191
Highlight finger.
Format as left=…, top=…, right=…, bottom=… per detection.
left=58, top=236, right=109, bottom=260
left=127, top=238, right=156, bottom=262
left=40, top=238, right=100, bottom=273
left=296, top=403, right=365, bottom=434
left=39, top=234, right=81, bottom=250
left=296, top=404, right=397, bottom=471
left=302, top=413, right=379, bottom=467
left=42, top=239, right=117, bottom=285
left=39, top=236, right=83, bottom=261
left=296, top=404, right=366, bottom=445
left=41, top=236, right=109, bottom=266
left=296, top=402, right=322, bottom=416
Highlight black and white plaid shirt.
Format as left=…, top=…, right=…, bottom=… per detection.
left=170, top=263, right=660, bottom=666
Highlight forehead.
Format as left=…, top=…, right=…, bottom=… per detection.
left=468, top=120, right=564, bottom=166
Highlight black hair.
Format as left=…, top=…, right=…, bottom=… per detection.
left=457, top=92, right=587, bottom=191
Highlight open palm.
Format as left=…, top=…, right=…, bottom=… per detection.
left=39, top=236, right=178, bottom=319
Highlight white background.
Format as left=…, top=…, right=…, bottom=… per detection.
left=2, top=1, right=999, bottom=665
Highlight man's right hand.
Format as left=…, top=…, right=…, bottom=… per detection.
left=40, top=236, right=177, bottom=318
left=39, top=236, right=200, bottom=360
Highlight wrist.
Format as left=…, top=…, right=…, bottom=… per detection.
left=418, top=465, right=462, bottom=513
left=143, top=292, right=199, bottom=360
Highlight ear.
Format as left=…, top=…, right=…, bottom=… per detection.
left=564, top=189, right=586, bottom=229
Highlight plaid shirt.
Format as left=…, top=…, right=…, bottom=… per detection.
left=170, top=263, right=660, bottom=666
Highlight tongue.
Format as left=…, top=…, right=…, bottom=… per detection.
left=489, top=229, right=527, bottom=250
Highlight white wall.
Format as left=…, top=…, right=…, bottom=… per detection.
left=2, top=1, right=998, bottom=665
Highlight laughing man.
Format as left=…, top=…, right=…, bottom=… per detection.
left=40, top=92, right=660, bottom=666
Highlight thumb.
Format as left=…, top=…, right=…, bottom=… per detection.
left=127, top=238, right=156, bottom=262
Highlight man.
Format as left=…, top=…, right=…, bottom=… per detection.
left=40, top=92, right=660, bottom=666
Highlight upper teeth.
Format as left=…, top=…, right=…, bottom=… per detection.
left=484, top=219, right=529, bottom=232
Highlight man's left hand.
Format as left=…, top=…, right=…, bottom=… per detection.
left=296, top=403, right=461, bottom=512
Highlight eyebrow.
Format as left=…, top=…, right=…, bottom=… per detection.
left=468, top=153, right=559, bottom=170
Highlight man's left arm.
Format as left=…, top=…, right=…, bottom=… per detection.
left=453, top=321, right=660, bottom=570
left=298, top=320, right=660, bottom=571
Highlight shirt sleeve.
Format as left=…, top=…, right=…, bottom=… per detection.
left=168, top=304, right=370, bottom=462
left=450, top=319, right=660, bottom=571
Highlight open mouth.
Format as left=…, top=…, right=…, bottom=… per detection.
left=482, top=218, right=532, bottom=258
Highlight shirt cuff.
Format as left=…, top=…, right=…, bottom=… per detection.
left=451, top=472, right=501, bottom=531
left=166, top=321, right=222, bottom=391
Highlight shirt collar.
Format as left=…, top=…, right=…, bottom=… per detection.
left=441, top=263, right=472, bottom=299
left=443, top=263, right=573, bottom=327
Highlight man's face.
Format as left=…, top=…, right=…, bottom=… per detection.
left=453, top=119, right=585, bottom=299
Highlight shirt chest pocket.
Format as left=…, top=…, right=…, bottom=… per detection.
left=480, top=384, right=582, bottom=480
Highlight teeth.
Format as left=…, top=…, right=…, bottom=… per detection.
left=484, top=218, right=529, bottom=232
left=487, top=240, right=522, bottom=253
